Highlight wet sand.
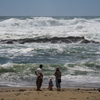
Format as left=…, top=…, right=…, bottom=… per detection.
left=0, top=87, right=100, bottom=100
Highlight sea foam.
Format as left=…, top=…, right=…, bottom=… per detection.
left=0, top=17, right=100, bottom=42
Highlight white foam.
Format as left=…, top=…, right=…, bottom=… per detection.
left=0, top=17, right=100, bottom=41
left=0, top=62, right=13, bottom=69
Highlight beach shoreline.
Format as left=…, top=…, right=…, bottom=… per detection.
left=0, top=82, right=100, bottom=89
left=0, top=87, right=100, bottom=100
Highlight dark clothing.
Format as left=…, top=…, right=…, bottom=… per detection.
left=58, top=79, right=61, bottom=83
left=54, top=71, right=61, bottom=79
left=54, top=70, right=61, bottom=88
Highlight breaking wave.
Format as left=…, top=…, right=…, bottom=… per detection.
left=0, top=16, right=100, bottom=42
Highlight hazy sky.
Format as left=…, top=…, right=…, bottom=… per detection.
left=0, top=0, right=100, bottom=16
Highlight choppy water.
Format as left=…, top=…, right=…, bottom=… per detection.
left=0, top=16, right=100, bottom=88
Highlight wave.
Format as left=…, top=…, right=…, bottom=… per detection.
left=0, top=16, right=100, bottom=42
left=0, top=42, right=100, bottom=66
left=0, top=60, right=100, bottom=87
left=0, top=60, right=100, bottom=78
left=1, top=17, right=100, bottom=27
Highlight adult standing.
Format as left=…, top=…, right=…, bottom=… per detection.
left=35, top=64, right=43, bottom=91
left=54, top=67, right=61, bottom=91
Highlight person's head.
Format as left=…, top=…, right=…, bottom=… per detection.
left=39, top=64, right=43, bottom=69
left=56, top=67, right=59, bottom=71
left=50, top=78, right=52, bottom=81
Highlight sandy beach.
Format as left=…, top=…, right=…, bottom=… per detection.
left=0, top=87, right=100, bottom=100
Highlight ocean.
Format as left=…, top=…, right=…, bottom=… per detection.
left=0, top=16, right=100, bottom=88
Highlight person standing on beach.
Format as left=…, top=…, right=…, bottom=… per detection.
left=54, top=67, right=61, bottom=91
left=35, top=64, right=43, bottom=91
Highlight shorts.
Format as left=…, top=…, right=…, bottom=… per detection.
left=36, top=77, right=42, bottom=84
left=56, top=79, right=61, bottom=88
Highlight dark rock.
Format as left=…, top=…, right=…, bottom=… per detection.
left=19, top=89, right=26, bottom=91
left=78, top=88, right=80, bottom=90
left=98, top=88, right=100, bottom=92
left=6, top=41, right=14, bottom=44
left=0, top=36, right=99, bottom=44
left=81, top=40, right=99, bottom=44
left=86, top=97, right=89, bottom=99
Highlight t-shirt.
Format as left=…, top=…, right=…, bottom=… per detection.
left=35, top=68, right=42, bottom=78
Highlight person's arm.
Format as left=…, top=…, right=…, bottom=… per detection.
left=54, top=71, right=57, bottom=77
left=35, top=70, right=38, bottom=76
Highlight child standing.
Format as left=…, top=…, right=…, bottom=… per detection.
left=48, top=78, right=53, bottom=90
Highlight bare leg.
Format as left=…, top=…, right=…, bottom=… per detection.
left=39, top=79, right=42, bottom=90
left=36, top=78, right=40, bottom=91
